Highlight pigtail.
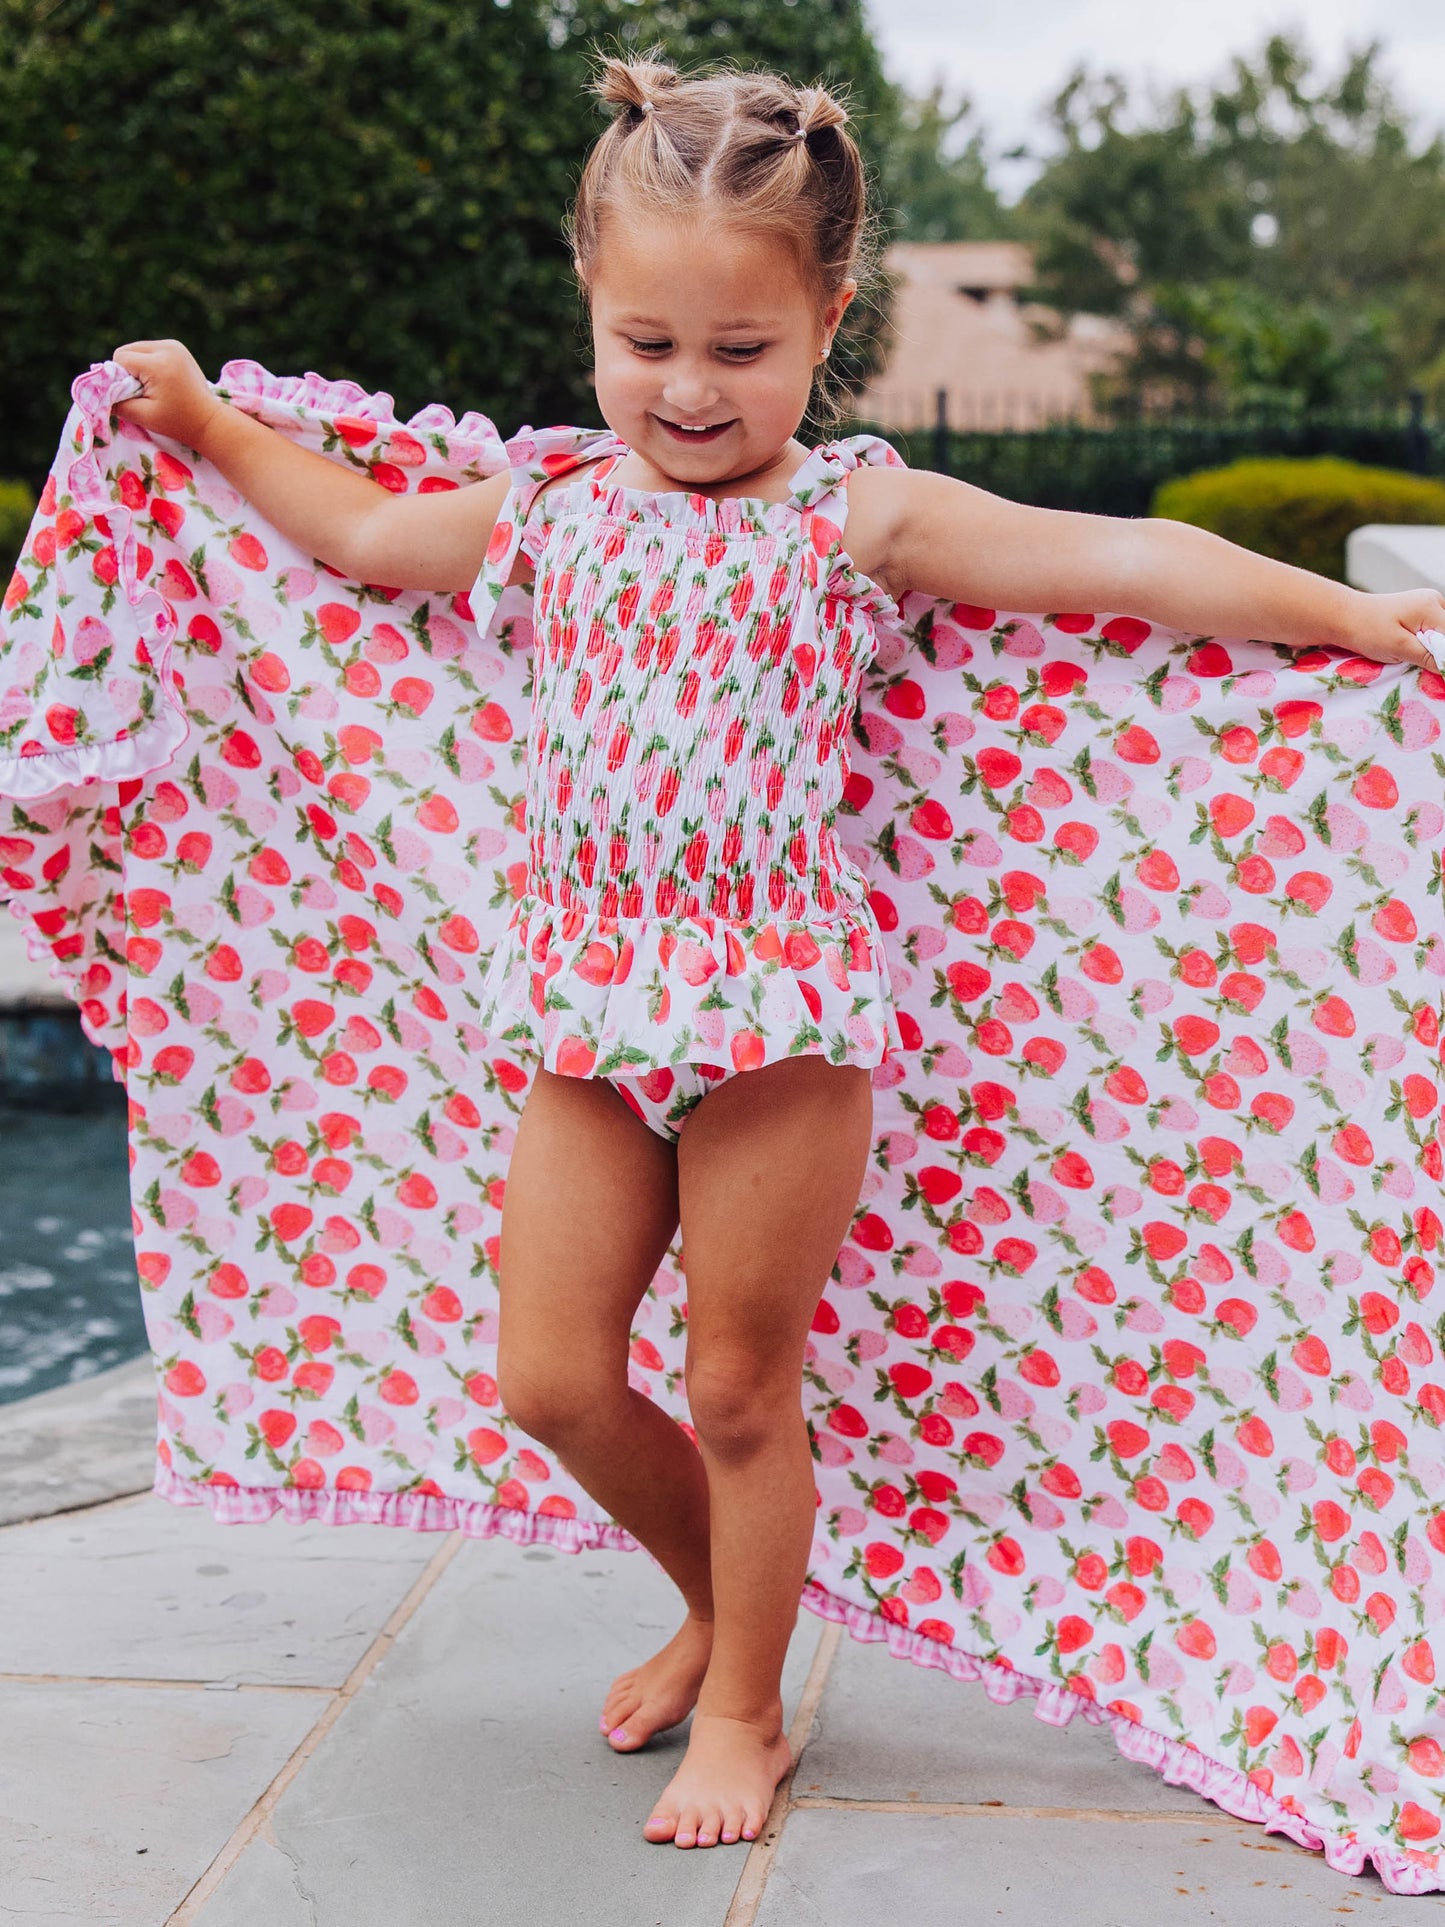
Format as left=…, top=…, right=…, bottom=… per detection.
left=594, top=53, right=680, bottom=128
left=589, top=53, right=692, bottom=201
left=756, top=80, right=851, bottom=211
left=793, top=85, right=849, bottom=143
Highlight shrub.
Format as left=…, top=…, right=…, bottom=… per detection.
left=0, top=479, right=36, bottom=581
left=1151, top=456, right=1445, bottom=581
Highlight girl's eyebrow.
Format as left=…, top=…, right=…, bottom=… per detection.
left=614, top=313, right=771, bottom=332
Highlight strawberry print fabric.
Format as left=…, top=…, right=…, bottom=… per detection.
left=610, top=1058, right=741, bottom=1141
left=5, top=358, right=1445, bottom=1893
left=469, top=427, right=904, bottom=1081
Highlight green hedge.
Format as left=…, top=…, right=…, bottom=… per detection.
left=0, top=479, right=35, bottom=582
left=1150, top=456, right=1445, bottom=580
left=0, top=0, right=896, bottom=488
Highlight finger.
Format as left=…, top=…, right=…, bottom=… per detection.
left=1414, top=626, right=1445, bottom=675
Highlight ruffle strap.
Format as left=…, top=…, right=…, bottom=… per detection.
left=788, top=432, right=906, bottom=520
left=789, top=433, right=907, bottom=626
left=467, top=423, right=626, bottom=648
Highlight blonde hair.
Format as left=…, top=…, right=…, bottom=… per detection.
left=569, top=54, right=870, bottom=326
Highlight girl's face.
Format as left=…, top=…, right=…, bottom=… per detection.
left=586, top=211, right=853, bottom=492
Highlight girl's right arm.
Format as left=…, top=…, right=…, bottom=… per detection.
left=112, top=339, right=510, bottom=593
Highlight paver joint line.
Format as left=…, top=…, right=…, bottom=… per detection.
left=722, top=1619, right=842, bottom=1927
left=0, top=1671, right=334, bottom=1695
left=5, top=1482, right=155, bottom=1529
left=163, top=1528, right=465, bottom=1925
left=0, top=1484, right=154, bottom=1532
left=788, top=1796, right=1253, bottom=1825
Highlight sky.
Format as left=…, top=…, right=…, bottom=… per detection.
left=866, top=0, right=1445, bottom=198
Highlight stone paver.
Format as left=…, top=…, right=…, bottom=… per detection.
left=0, top=1352, right=154, bottom=1525
left=0, top=1678, right=322, bottom=1927
left=754, top=1810, right=1433, bottom=1925
left=1, top=1491, right=438, bottom=1687
left=7, top=1413, right=1445, bottom=1925
left=195, top=1540, right=823, bottom=1927
left=798, top=1634, right=1199, bottom=1812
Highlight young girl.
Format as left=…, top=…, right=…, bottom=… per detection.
left=111, top=56, right=1445, bottom=1855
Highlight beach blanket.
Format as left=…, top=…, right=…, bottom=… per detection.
left=5, top=358, right=1445, bottom=1891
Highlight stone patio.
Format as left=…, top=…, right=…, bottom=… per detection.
left=2, top=1358, right=1442, bottom=1924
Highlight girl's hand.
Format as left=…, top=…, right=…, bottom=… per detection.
left=1345, top=588, right=1445, bottom=673
left=112, top=339, right=222, bottom=453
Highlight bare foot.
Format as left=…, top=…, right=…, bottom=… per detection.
left=600, top=1613, right=714, bottom=1752
left=642, top=1709, right=792, bottom=1848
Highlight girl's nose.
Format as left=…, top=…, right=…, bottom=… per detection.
left=661, top=363, right=720, bottom=416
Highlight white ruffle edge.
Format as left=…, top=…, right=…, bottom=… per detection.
left=209, top=357, right=509, bottom=464
left=0, top=702, right=190, bottom=801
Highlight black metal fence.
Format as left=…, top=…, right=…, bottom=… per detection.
left=846, top=391, right=1445, bottom=517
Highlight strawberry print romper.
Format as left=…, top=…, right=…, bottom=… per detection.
left=468, top=428, right=906, bottom=1139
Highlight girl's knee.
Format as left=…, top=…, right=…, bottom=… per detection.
left=684, top=1348, right=800, bottom=1461
left=495, top=1353, right=612, bottom=1445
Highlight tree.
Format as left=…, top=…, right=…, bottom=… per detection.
left=569, top=0, right=893, bottom=126
left=1014, top=35, right=1445, bottom=411
left=1147, top=286, right=1394, bottom=412
left=0, top=0, right=900, bottom=483
left=879, top=84, right=1013, bottom=243
left=0, top=0, right=609, bottom=483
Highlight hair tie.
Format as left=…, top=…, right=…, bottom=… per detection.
left=639, top=99, right=655, bottom=116
left=792, top=123, right=808, bottom=142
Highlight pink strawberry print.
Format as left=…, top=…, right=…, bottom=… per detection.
left=6, top=373, right=1445, bottom=1895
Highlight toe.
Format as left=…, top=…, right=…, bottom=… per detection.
left=643, top=1806, right=679, bottom=1843
left=695, top=1804, right=724, bottom=1848
left=673, top=1804, right=702, bottom=1849
left=719, top=1801, right=746, bottom=1845
left=606, top=1693, right=648, bottom=1750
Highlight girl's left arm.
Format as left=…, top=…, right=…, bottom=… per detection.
left=849, top=467, right=1445, bottom=668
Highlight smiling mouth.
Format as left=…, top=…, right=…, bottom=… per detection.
left=655, top=416, right=735, bottom=444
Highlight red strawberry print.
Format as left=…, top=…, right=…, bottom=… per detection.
left=7, top=379, right=1445, bottom=1896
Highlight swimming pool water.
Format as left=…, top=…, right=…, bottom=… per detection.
left=0, top=1099, right=145, bottom=1405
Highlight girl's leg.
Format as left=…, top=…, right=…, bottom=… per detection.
left=642, top=1056, right=875, bottom=1850
left=497, top=1067, right=716, bottom=1744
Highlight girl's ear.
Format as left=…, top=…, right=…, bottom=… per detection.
left=820, top=279, right=857, bottom=356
